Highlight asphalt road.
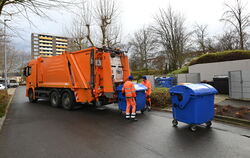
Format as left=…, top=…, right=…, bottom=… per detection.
left=0, top=86, right=250, bottom=158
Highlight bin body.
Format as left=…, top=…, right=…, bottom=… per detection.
left=117, top=84, right=147, bottom=112
left=213, top=76, right=229, bottom=94
left=155, top=77, right=174, bottom=88
left=170, top=83, right=217, bottom=125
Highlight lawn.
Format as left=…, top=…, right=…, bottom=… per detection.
left=0, top=90, right=10, bottom=118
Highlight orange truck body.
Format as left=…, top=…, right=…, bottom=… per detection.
left=24, top=47, right=130, bottom=108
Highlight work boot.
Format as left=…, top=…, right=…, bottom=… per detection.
left=125, top=113, right=130, bottom=120
left=147, top=106, right=151, bottom=112
left=130, top=113, right=137, bottom=121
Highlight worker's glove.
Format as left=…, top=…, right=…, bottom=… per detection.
left=146, top=95, right=151, bottom=99
left=122, top=92, right=125, bottom=96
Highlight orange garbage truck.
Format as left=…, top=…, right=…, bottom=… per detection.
left=23, top=47, right=130, bottom=110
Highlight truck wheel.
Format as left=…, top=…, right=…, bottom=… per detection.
left=61, top=90, right=75, bottom=110
left=50, top=91, right=61, bottom=107
left=28, top=89, right=37, bottom=103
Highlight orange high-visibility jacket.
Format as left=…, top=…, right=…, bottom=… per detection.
left=122, top=81, right=136, bottom=98
left=141, top=80, right=152, bottom=96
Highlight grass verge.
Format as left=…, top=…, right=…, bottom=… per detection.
left=0, top=90, right=10, bottom=118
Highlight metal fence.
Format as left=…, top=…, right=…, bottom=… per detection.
left=229, top=70, right=250, bottom=100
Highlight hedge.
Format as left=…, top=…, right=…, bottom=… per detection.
left=0, top=90, right=9, bottom=118
left=189, top=50, right=250, bottom=66
left=151, top=88, right=171, bottom=108
left=168, top=66, right=188, bottom=75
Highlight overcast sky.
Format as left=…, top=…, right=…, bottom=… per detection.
left=3, top=0, right=250, bottom=53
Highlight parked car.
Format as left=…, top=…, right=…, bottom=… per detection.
left=0, top=79, right=7, bottom=88
left=0, top=84, right=5, bottom=90
left=9, top=79, right=19, bottom=88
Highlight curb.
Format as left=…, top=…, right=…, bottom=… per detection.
left=0, top=89, right=16, bottom=132
left=214, top=115, right=250, bottom=128
left=152, top=107, right=250, bottom=128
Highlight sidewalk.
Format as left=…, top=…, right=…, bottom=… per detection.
left=7, top=88, right=16, bottom=95
left=215, top=94, right=250, bottom=108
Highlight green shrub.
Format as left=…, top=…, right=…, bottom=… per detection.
left=0, top=90, right=9, bottom=118
left=168, top=66, right=188, bottom=75
left=189, top=50, right=250, bottom=66
left=151, top=88, right=171, bottom=108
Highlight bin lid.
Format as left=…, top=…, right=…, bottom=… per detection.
left=170, top=83, right=217, bottom=96
left=156, top=77, right=173, bottom=81
left=116, top=83, right=147, bottom=91
left=170, top=83, right=217, bottom=108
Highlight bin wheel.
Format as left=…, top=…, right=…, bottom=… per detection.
left=206, top=121, right=212, bottom=128
left=190, top=125, right=197, bottom=132
left=141, top=108, right=146, bottom=114
left=172, top=119, right=178, bottom=127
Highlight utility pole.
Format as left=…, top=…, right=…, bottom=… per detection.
left=4, top=19, right=10, bottom=89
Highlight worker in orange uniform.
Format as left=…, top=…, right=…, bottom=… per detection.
left=122, top=75, right=137, bottom=121
left=141, top=76, right=152, bottom=111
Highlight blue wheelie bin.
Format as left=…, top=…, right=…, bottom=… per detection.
left=170, top=83, right=218, bottom=131
left=155, top=77, right=174, bottom=88
left=116, top=84, right=147, bottom=113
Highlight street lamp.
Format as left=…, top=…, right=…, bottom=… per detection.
left=4, top=19, right=10, bottom=89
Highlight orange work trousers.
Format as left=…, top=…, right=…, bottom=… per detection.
left=126, top=98, right=136, bottom=114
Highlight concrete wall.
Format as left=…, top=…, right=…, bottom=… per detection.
left=177, top=73, right=200, bottom=84
left=189, top=59, right=250, bottom=81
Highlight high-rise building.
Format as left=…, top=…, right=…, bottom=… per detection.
left=31, top=33, right=68, bottom=59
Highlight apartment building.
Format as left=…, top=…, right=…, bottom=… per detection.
left=31, top=33, right=68, bottom=59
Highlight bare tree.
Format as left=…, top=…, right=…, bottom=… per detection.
left=129, top=27, right=158, bottom=71
left=194, top=24, right=209, bottom=53
left=216, top=30, right=239, bottom=51
left=220, top=0, right=250, bottom=50
left=95, top=0, right=119, bottom=47
left=81, top=0, right=95, bottom=47
left=153, top=7, right=190, bottom=72
left=0, top=0, right=78, bottom=17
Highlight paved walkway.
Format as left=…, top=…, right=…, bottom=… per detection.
left=7, top=88, right=16, bottom=95
left=215, top=94, right=250, bottom=108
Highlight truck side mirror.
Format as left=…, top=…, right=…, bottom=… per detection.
left=23, top=67, right=27, bottom=77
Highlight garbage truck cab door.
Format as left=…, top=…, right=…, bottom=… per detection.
left=26, top=62, right=37, bottom=90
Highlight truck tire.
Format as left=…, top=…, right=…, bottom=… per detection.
left=61, top=90, right=75, bottom=110
left=50, top=90, right=61, bottom=107
left=28, top=89, right=37, bottom=103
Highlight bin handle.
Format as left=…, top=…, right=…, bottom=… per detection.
left=171, top=92, right=191, bottom=109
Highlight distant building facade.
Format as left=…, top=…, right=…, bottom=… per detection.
left=31, top=33, right=68, bottom=59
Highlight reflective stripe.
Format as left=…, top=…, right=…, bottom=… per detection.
left=126, top=113, right=130, bottom=118
left=131, top=115, right=135, bottom=118
left=125, top=91, right=133, bottom=94
left=125, top=88, right=131, bottom=90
